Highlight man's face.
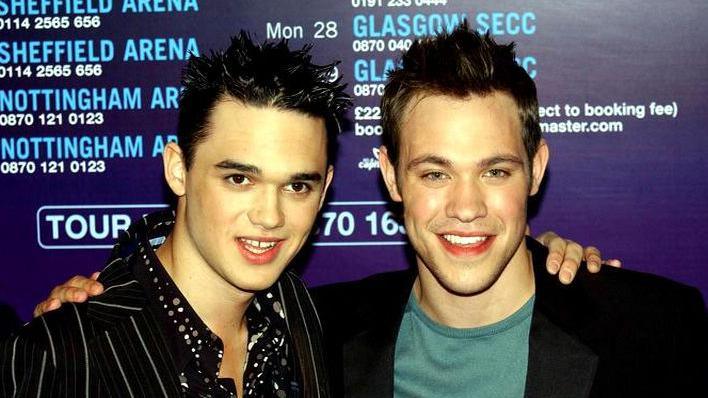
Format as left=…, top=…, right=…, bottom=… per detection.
left=380, top=92, right=547, bottom=296
left=172, top=100, right=332, bottom=293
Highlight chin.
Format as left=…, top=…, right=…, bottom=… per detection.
left=440, top=279, right=495, bottom=296
left=231, top=278, right=278, bottom=293
left=432, top=266, right=501, bottom=297
left=224, top=266, right=285, bottom=293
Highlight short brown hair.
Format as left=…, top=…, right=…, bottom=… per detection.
left=381, top=23, right=541, bottom=168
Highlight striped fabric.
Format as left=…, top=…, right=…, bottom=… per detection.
left=0, top=254, right=329, bottom=397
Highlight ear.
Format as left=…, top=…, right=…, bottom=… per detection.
left=378, top=146, right=403, bottom=202
left=529, top=139, right=549, bottom=196
left=318, top=165, right=335, bottom=210
left=163, top=142, right=187, bottom=197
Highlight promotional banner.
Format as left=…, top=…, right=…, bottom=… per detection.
left=1, top=0, right=706, bottom=320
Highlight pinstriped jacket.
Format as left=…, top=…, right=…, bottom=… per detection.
left=0, top=255, right=328, bottom=397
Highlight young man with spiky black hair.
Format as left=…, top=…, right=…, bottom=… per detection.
left=315, top=24, right=708, bottom=397
left=13, top=31, right=617, bottom=397
left=0, top=32, right=348, bottom=398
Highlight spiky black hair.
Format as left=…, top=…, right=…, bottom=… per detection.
left=177, top=31, right=351, bottom=167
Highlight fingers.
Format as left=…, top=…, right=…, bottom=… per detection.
left=34, top=274, right=105, bottom=318
left=603, top=259, right=622, bottom=268
left=539, top=232, right=564, bottom=275
left=537, top=230, right=584, bottom=284
left=48, top=285, right=85, bottom=304
left=33, top=298, right=60, bottom=318
left=584, top=246, right=602, bottom=273
left=61, top=275, right=105, bottom=297
left=34, top=287, right=91, bottom=317
left=87, top=280, right=104, bottom=295
left=535, top=230, right=559, bottom=247
left=538, top=231, right=622, bottom=283
left=67, top=286, right=89, bottom=301
left=582, top=247, right=622, bottom=272
left=557, top=241, right=583, bottom=285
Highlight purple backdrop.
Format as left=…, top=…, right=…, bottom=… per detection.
left=1, top=0, right=706, bottom=321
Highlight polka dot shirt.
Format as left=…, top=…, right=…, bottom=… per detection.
left=131, top=214, right=299, bottom=397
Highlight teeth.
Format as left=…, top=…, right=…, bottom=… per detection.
left=244, top=246, right=269, bottom=254
left=443, top=234, right=487, bottom=245
left=239, top=238, right=278, bottom=254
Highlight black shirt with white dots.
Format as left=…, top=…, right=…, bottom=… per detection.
left=131, top=213, right=298, bottom=398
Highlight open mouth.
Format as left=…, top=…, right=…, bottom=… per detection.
left=437, top=233, right=494, bottom=256
left=239, top=238, right=278, bottom=254
left=441, top=234, right=488, bottom=245
left=236, top=237, right=283, bottom=264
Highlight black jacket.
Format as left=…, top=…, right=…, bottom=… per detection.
left=313, top=238, right=708, bottom=397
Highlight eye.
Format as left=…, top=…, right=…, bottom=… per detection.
left=484, top=169, right=510, bottom=178
left=422, top=171, right=449, bottom=181
left=284, top=182, right=311, bottom=193
left=226, top=174, right=251, bottom=185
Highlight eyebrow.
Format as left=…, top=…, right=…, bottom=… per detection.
left=289, top=172, right=323, bottom=183
left=478, top=155, right=525, bottom=169
left=406, top=155, right=452, bottom=171
left=406, top=154, right=525, bottom=171
left=215, top=160, right=322, bottom=182
left=215, top=160, right=260, bottom=175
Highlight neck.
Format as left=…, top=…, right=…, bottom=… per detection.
left=155, top=215, right=253, bottom=341
left=414, top=240, right=535, bottom=329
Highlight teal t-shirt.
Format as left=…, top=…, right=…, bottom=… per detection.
left=393, top=293, right=535, bottom=398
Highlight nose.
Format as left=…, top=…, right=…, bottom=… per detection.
left=248, top=188, right=285, bottom=230
left=445, top=179, right=487, bottom=223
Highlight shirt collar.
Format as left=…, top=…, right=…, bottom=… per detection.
left=129, top=210, right=296, bottom=396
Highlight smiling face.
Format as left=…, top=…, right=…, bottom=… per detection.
left=166, top=99, right=332, bottom=293
left=380, top=92, right=548, bottom=297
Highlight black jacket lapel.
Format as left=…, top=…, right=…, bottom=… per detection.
left=343, top=323, right=397, bottom=397
left=86, top=258, right=182, bottom=397
left=525, top=238, right=598, bottom=398
left=525, top=311, right=597, bottom=398
left=341, top=271, right=416, bottom=398
left=89, top=309, right=181, bottom=397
